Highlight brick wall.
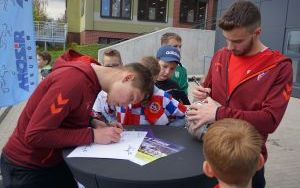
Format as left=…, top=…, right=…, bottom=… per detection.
left=206, top=0, right=217, bottom=30
left=80, top=30, right=140, bottom=45
left=172, top=0, right=217, bottom=29
left=67, top=32, right=80, bottom=44
left=173, top=0, right=192, bottom=28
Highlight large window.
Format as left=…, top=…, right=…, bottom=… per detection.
left=101, top=0, right=131, bottom=19
left=284, top=28, right=300, bottom=96
left=180, top=0, right=206, bottom=24
left=137, top=0, right=168, bottom=23
left=286, top=30, right=300, bottom=56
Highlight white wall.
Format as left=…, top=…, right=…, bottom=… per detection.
left=98, top=27, right=215, bottom=76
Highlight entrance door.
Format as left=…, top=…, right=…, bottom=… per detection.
left=284, top=28, right=300, bottom=98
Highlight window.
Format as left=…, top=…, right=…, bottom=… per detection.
left=98, top=37, right=122, bottom=44
left=292, top=58, right=300, bottom=84
left=101, top=0, right=131, bottom=19
left=180, top=0, right=206, bottom=24
left=284, top=28, right=300, bottom=95
left=138, top=0, right=168, bottom=23
left=286, top=30, right=300, bottom=56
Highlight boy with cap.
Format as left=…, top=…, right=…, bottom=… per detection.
left=155, top=45, right=190, bottom=105
left=160, top=32, right=188, bottom=95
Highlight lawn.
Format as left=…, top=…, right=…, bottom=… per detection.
left=38, top=43, right=109, bottom=64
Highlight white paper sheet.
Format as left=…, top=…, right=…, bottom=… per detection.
left=67, top=131, right=147, bottom=160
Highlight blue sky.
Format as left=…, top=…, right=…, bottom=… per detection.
left=46, top=0, right=65, bottom=20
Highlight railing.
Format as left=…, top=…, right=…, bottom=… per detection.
left=34, top=21, right=67, bottom=49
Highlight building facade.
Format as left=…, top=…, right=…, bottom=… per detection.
left=66, top=0, right=217, bottom=45
left=215, top=0, right=300, bottom=98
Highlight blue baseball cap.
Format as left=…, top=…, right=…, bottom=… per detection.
left=156, top=45, right=182, bottom=66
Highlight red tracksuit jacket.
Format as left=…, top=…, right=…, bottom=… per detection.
left=204, top=48, right=293, bottom=160
left=3, top=56, right=101, bottom=168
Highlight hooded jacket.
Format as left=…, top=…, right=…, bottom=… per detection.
left=204, top=48, right=293, bottom=160
left=3, top=52, right=101, bottom=168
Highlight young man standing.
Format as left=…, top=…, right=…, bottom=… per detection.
left=187, top=1, right=293, bottom=187
left=0, top=52, right=154, bottom=188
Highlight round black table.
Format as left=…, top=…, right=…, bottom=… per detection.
left=63, top=125, right=217, bottom=188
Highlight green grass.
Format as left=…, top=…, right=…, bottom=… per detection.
left=37, top=43, right=109, bottom=64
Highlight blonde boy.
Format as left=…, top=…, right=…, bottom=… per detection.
left=203, top=118, right=264, bottom=188
left=92, top=49, right=123, bottom=125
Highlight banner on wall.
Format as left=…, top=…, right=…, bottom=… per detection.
left=0, top=0, right=38, bottom=107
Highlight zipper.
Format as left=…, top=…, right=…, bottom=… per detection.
left=226, top=64, right=278, bottom=104
left=225, top=58, right=230, bottom=106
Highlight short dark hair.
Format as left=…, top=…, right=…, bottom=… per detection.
left=122, top=63, right=154, bottom=103
left=37, top=51, right=52, bottom=65
left=218, top=1, right=261, bottom=31
left=160, top=32, right=182, bottom=45
left=103, top=48, right=123, bottom=65
left=140, top=56, right=160, bottom=78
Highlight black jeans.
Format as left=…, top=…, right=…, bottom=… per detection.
left=252, top=166, right=266, bottom=188
left=1, top=154, right=77, bottom=188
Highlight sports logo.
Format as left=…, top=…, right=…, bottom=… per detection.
left=149, top=102, right=161, bottom=114
left=257, top=72, right=267, bottom=81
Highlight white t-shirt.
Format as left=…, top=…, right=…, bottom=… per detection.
left=92, top=91, right=117, bottom=122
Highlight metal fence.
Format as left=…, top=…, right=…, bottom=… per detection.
left=34, top=21, right=67, bottom=49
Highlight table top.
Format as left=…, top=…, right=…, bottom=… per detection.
left=63, top=125, right=212, bottom=186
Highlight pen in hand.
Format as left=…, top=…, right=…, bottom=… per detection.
left=192, top=76, right=210, bottom=101
left=192, top=76, right=201, bottom=86
left=107, top=121, right=124, bottom=131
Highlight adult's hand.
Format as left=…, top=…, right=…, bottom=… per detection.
left=192, top=85, right=211, bottom=101
left=93, top=126, right=123, bottom=144
left=91, top=119, right=107, bottom=129
left=186, top=97, right=221, bottom=129
left=108, top=122, right=124, bottom=130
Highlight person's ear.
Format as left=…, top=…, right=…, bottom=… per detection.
left=203, top=161, right=215, bottom=178
left=254, top=27, right=262, bottom=37
left=122, top=73, right=135, bottom=83
left=257, top=153, right=265, bottom=171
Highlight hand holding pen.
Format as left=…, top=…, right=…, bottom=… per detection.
left=107, top=121, right=124, bottom=131
left=191, top=76, right=211, bottom=101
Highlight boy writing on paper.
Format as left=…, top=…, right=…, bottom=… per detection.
left=1, top=50, right=154, bottom=188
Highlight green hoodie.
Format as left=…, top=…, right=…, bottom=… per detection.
left=171, top=65, right=188, bottom=95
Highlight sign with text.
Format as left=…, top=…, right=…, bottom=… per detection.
left=0, top=0, right=38, bottom=107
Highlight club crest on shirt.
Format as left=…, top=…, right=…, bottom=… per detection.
left=215, top=62, right=222, bottom=72
left=257, top=72, right=267, bottom=81
left=149, top=102, right=161, bottom=113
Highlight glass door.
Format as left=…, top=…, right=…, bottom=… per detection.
left=284, top=28, right=300, bottom=98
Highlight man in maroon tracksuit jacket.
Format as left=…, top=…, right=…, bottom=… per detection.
left=0, top=51, right=154, bottom=188
left=187, top=1, right=293, bottom=188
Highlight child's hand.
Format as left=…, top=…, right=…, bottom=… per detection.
left=93, top=126, right=123, bottom=144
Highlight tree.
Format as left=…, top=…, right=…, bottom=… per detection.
left=33, top=0, right=48, bottom=21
